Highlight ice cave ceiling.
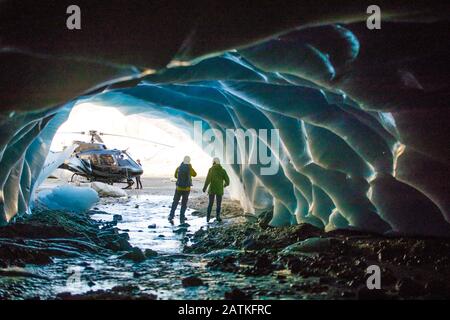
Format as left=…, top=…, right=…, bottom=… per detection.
left=1, top=1, right=450, bottom=237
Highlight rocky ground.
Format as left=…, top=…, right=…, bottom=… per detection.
left=1, top=181, right=450, bottom=300
left=0, top=209, right=132, bottom=268
left=183, top=209, right=450, bottom=300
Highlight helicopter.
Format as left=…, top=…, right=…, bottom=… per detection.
left=57, top=130, right=173, bottom=186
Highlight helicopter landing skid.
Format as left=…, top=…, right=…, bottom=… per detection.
left=70, top=173, right=89, bottom=184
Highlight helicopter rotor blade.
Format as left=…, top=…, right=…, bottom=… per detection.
left=58, top=131, right=86, bottom=135
left=98, top=133, right=174, bottom=148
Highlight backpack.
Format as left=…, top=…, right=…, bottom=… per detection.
left=176, top=163, right=191, bottom=188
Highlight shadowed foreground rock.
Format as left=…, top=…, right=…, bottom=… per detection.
left=57, top=285, right=157, bottom=300
left=0, top=209, right=133, bottom=267
left=184, top=212, right=450, bottom=299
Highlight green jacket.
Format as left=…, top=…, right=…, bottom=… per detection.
left=203, top=164, right=230, bottom=195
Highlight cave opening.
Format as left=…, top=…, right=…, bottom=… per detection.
left=1, top=1, right=450, bottom=300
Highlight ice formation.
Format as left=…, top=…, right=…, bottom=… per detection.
left=1, top=2, right=449, bottom=236
left=36, top=185, right=99, bottom=213
left=87, top=182, right=127, bottom=198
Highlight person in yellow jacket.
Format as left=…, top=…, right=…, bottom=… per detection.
left=169, top=156, right=197, bottom=223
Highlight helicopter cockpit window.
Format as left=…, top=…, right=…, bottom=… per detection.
left=99, top=154, right=116, bottom=166
left=117, top=153, right=129, bottom=163
left=90, top=155, right=99, bottom=165
left=79, top=154, right=94, bottom=164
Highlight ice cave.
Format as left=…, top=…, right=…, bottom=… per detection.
left=0, top=1, right=450, bottom=301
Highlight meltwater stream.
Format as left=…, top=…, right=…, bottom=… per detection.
left=1, top=195, right=308, bottom=300
left=91, top=194, right=206, bottom=253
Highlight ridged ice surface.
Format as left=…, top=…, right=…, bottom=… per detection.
left=1, top=1, right=449, bottom=236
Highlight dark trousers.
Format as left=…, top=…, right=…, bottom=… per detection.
left=135, top=175, right=143, bottom=189
left=169, top=190, right=190, bottom=221
left=207, top=194, right=223, bottom=219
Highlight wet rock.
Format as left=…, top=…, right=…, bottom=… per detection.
left=119, top=233, right=130, bottom=241
left=147, top=224, right=156, bottom=229
left=194, top=227, right=206, bottom=238
left=257, top=210, right=273, bottom=229
left=144, top=248, right=158, bottom=258
left=206, top=256, right=239, bottom=273
left=111, top=285, right=138, bottom=293
left=104, top=236, right=132, bottom=252
left=134, top=204, right=139, bottom=208
left=117, top=237, right=133, bottom=251
left=119, top=247, right=146, bottom=263
left=203, top=249, right=241, bottom=258
left=377, top=247, right=398, bottom=262
left=133, top=271, right=141, bottom=278
left=243, top=254, right=275, bottom=276
left=112, top=214, right=123, bottom=222
left=182, top=276, right=206, bottom=287
left=395, top=278, right=425, bottom=297
left=243, top=214, right=258, bottom=223
left=255, top=254, right=273, bottom=270
left=281, top=237, right=335, bottom=254
left=292, top=224, right=324, bottom=240
left=242, top=236, right=261, bottom=250
left=57, top=285, right=157, bottom=300
left=158, top=234, right=165, bottom=238
left=224, top=288, right=252, bottom=300
left=0, top=267, right=49, bottom=279
left=174, top=227, right=188, bottom=234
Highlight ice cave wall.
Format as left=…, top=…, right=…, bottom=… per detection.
left=1, top=1, right=449, bottom=236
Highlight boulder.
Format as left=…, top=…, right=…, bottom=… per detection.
left=281, top=237, right=335, bottom=254
left=144, top=248, right=158, bottom=258
left=119, top=247, right=146, bottom=263
left=182, top=276, right=206, bottom=287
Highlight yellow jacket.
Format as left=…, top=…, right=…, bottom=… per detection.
left=174, top=164, right=197, bottom=191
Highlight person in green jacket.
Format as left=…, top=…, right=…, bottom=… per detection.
left=202, top=157, right=230, bottom=222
